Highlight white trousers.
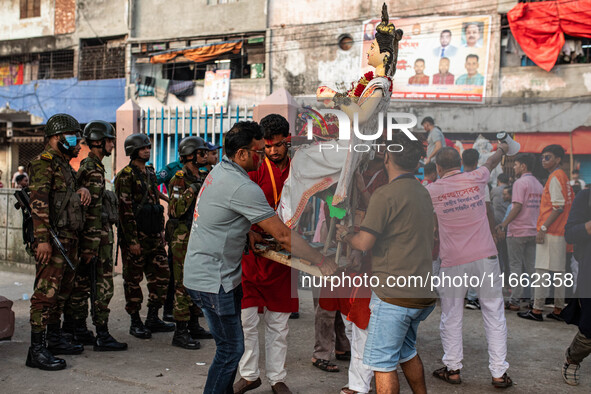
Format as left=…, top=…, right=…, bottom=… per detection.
left=341, top=313, right=373, bottom=393
left=438, top=257, right=510, bottom=378
left=238, top=306, right=290, bottom=385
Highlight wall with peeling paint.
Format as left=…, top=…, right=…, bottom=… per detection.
left=0, top=0, right=55, bottom=40
left=269, top=0, right=502, bottom=99
left=501, top=64, right=591, bottom=98
left=132, top=0, right=267, bottom=40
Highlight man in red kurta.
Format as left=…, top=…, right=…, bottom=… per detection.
left=234, top=114, right=296, bottom=394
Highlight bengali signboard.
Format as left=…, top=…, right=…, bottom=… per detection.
left=361, top=15, right=492, bottom=103
left=203, top=69, right=231, bottom=111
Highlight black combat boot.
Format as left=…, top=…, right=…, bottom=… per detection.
left=188, top=311, right=213, bottom=339
left=94, top=325, right=128, bottom=351
left=70, top=319, right=96, bottom=346
left=144, top=306, right=175, bottom=332
left=172, top=321, right=200, bottom=350
left=129, top=312, right=152, bottom=339
left=26, top=331, right=67, bottom=371
left=46, top=324, right=84, bottom=355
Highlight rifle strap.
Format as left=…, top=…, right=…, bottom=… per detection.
left=130, top=163, right=151, bottom=218
left=52, top=157, right=76, bottom=229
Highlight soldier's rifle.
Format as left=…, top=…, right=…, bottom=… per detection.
left=89, top=255, right=99, bottom=321
left=14, top=188, right=76, bottom=271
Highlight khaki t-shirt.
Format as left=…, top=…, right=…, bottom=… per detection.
left=361, top=174, right=436, bottom=309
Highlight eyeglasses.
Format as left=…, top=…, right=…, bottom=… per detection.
left=541, top=154, right=553, bottom=161
left=265, top=140, right=288, bottom=149
left=239, top=146, right=265, bottom=156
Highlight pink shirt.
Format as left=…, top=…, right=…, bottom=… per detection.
left=427, top=167, right=497, bottom=268
left=507, top=173, right=543, bottom=237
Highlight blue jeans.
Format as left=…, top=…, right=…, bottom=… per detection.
left=187, top=285, right=244, bottom=394
left=363, top=292, right=434, bottom=372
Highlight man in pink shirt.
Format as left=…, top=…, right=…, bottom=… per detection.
left=496, top=153, right=543, bottom=310
left=427, top=144, right=513, bottom=389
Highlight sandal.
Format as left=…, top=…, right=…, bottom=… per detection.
left=312, top=358, right=340, bottom=372
left=340, top=388, right=359, bottom=394
left=433, top=366, right=461, bottom=384
left=492, top=373, right=513, bottom=388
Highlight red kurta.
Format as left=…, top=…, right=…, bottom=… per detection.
left=241, top=158, right=299, bottom=313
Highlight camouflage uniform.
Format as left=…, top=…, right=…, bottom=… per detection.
left=115, top=163, right=169, bottom=315
left=63, top=152, right=114, bottom=327
left=28, top=147, right=83, bottom=333
left=168, top=164, right=206, bottom=321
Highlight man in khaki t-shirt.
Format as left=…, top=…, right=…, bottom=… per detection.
left=337, top=134, right=435, bottom=393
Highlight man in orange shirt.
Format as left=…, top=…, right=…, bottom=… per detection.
left=519, top=145, right=574, bottom=322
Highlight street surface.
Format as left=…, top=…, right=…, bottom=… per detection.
left=0, top=270, right=588, bottom=393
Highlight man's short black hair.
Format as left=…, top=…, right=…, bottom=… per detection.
left=421, top=116, right=434, bottom=126
left=436, top=147, right=461, bottom=170
left=541, top=144, right=565, bottom=161
left=415, top=58, right=425, bottom=65
left=15, top=174, right=26, bottom=183
left=462, top=148, right=479, bottom=168
left=504, top=186, right=512, bottom=196
left=466, top=54, right=479, bottom=62
left=387, top=133, right=425, bottom=172
left=514, top=153, right=535, bottom=171
left=424, top=162, right=437, bottom=176
left=441, top=29, right=452, bottom=36
left=497, top=173, right=509, bottom=185
left=224, top=121, right=263, bottom=158
left=260, top=114, right=289, bottom=140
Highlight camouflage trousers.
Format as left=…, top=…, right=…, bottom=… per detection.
left=30, top=238, right=78, bottom=333
left=63, top=242, right=114, bottom=327
left=171, top=228, right=197, bottom=321
left=121, top=235, right=169, bottom=315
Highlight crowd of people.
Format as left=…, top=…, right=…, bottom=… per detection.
left=18, top=6, right=591, bottom=392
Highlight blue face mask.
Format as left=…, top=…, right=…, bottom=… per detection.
left=64, top=134, right=78, bottom=147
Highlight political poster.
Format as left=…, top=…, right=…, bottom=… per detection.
left=203, top=69, right=231, bottom=111
left=361, top=15, right=492, bottom=103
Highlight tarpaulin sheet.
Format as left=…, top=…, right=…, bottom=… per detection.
left=0, top=78, right=125, bottom=123
left=150, top=40, right=243, bottom=64
left=514, top=127, right=591, bottom=154
left=508, top=0, right=591, bottom=71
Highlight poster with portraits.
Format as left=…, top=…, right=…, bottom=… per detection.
left=203, top=69, right=231, bottom=112
left=361, top=15, right=492, bottom=103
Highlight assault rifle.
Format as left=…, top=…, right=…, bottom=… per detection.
left=89, top=255, right=99, bottom=320
left=14, top=188, right=75, bottom=271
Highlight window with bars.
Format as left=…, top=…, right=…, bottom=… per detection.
left=20, top=0, right=40, bottom=19
left=79, top=37, right=126, bottom=80
left=0, top=50, right=74, bottom=82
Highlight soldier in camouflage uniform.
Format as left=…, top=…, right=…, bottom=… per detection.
left=62, top=121, right=127, bottom=351
left=168, top=136, right=213, bottom=349
left=115, top=133, right=174, bottom=339
left=26, top=114, right=90, bottom=371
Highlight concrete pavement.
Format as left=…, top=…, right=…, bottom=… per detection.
left=0, top=269, right=588, bottom=393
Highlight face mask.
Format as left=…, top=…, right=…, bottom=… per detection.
left=64, top=134, right=78, bottom=148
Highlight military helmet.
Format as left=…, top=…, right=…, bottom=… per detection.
left=83, top=120, right=116, bottom=142
left=45, top=113, right=81, bottom=137
left=124, top=133, right=151, bottom=156
left=178, top=136, right=206, bottom=157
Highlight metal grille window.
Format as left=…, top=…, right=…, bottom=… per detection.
left=79, top=38, right=126, bottom=81
left=0, top=50, right=74, bottom=82
left=18, top=140, right=45, bottom=168
left=38, top=50, right=75, bottom=79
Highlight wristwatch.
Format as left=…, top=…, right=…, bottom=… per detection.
left=540, top=225, right=548, bottom=232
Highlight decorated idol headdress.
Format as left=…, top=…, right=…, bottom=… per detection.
left=375, top=3, right=403, bottom=77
